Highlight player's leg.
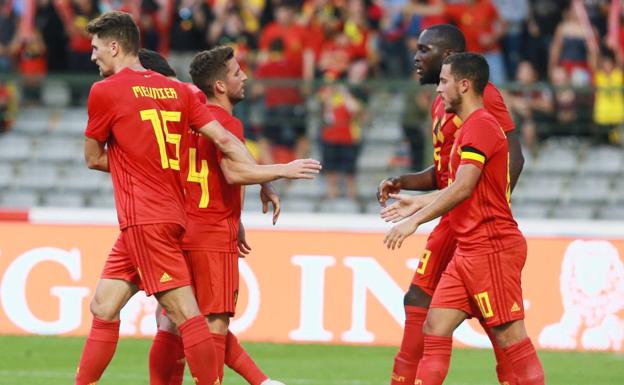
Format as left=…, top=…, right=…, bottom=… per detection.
left=481, top=321, right=518, bottom=385
left=149, top=304, right=185, bottom=385
left=75, top=231, right=140, bottom=385
left=414, top=257, right=470, bottom=385
left=127, top=224, right=219, bottom=384
left=472, top=242, right=545, bottom=385
left=391, top=221, right=456, bottom=385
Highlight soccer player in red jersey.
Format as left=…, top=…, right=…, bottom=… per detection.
left=138, top=47, right=304, bottom=385
left=384, top=53, right=545, bottom=385
left=76, top=12, right=283, bottom=385
left=377, top=25, right=523, bottom=385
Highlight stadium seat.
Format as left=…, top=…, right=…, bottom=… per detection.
left=568, top=177, right=611, bottom=205
left=281, top=198, right=318, bottom=213
left=12, top=107, right=51, bottom=134
left=42, top=191, right=85, bottom=207
left=550, top=204, right=596, bottom=220
left=0, top=164, right=15, bottom=189
left=88, top=192, right=115, bottom=208
left=533, top=147, right=579, bottom=175
left=287, top=178, right=325, bottom=199
left=35, top=136, right=84, bottom=163
left=41, top=81, right=71, bottom=108
left=512, top=202, right=550, bottom=219
left=512, top=175, right=566, bottom=204
left=357, top=143, right=395, bottom=171
left=1, top=189, right=40, bottom=208
left=13, top=163, right=60, bottom=190
left=578, top=146, right=623, bottom=176
left=0, top=135, right=34, bottom=163
left=596, top=205, right=624, bottom=220
left=318, top=198, right=361, bottom=214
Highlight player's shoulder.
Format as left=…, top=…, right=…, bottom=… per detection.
left=467, top=108, right=499, bottom=129
left=483, top=81, right=504, bottom=101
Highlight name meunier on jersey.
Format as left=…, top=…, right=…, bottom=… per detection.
left=132, top=86, right=178, bottom=100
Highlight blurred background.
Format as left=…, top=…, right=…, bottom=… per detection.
left=0, top=0, right=622, bottom=220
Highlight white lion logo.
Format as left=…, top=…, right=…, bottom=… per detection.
left=539, top=240, right=624, bottom=350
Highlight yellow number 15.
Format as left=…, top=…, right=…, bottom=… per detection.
left=140, top=109, right=181, bottom=170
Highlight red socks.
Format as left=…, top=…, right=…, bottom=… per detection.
left=414, top=334, right=453, bottom=385
left=178, top=316, right=219, bottom=385
left=225, top=331, right=268, bottom=385
left=391, top=306, right=428, bottom=384
left=149, top=330, right=185, bottom=385
left=168, top=344, right=186, bottom=385
left=212, top=333, right=226, bottom=382
left=503, top=338, right=545, bottom=385
left=75, top=317, right=120, bottom=385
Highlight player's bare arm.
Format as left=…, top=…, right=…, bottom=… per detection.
left=84, top=137, right=109, bottom=172
left=380, top=190, right=442, bottom=223
left=506, top=129, right=524, bottom=192
left=384, top=163, right=481, bottom=250
left=219, top=158, right=322, bottom=185
left=377, top=165, right=437, bottom=206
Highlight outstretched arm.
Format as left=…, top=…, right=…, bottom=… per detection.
left=219, top=158, right=322, bottom=185
left=384, top=164, right=481, bottom=249
left=377, top=165, right=437, bottom=205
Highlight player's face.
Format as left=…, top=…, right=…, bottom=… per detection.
left=414, top=29, right=445, bottom=85
left=225, top=58, right=248, bottom=104
left=90, top=35, right=115, bottom=77
left=437, top=64, right=461, bottom=113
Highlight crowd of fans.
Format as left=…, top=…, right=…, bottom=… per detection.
left=0, top=0, right=623, bottom=201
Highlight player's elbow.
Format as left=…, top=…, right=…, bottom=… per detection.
left=85, top=155, right=103, bottom=170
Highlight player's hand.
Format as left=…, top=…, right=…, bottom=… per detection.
left=283, top=159, right=322, bottom=179
left=237, top=222, right=251, bottom=257
left=380, top=193, right=426, bottom=223
left=384, top=219, right=419, bottom=250
left=260, top=183, right=281, bottom=225
left=377, top=177, right=401, bottom=207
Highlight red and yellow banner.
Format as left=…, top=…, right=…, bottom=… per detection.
left=1, top=222, right=623, bottom=351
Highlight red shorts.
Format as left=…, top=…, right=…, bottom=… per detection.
left=185, top=250, right=239, bottom=316
left=430, top=239, right=527, bottom=327
left=411, top=216, right=457, bottom=295
left=101, top=223, right=192, bottom=296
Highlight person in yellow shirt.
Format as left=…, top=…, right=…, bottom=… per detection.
left=593, top=48, right=624, bottom=144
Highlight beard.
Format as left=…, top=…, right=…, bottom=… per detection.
left=444, top=95, right=461, bottom=113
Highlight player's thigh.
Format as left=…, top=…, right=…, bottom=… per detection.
left=185, top=250, right=239, bottom=318
left=427, top=257, right=475, bottom=335
left=125, top=223, right=192, bottom=296
left=90, top=278, right=138, bottom=321
left=411, top=219, right=457, bottom=297
left=459, top=241, right=527, bottom=328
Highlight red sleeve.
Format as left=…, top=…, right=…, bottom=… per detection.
left=459, top=118, right=502, bottom=169
left=483, top=83, right=515, bottom=133
left=186, top=86, right=215, bottom=132
left=85, top=82, right=114, bottom=142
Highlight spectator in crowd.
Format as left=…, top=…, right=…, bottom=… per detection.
left=255, top=37, right=306, bottom=164
left=0, top=80, right=17, bottom=133
left=0, top=0, right=17, bottom=73
left=55, top=0, right=100, bottom=73
left=550, top=65, right=593, bottom=137
left=259, top=0, right=307, bottom=69
left=526, top=0, right=566, bottom=79
left=168, top=0, right=211, bottom=79
left=35, top=0, right=68, bottom=72
left=591, top=47, right=624, bottom=145
left=548, top=2, right=598, bottom=83
left=506, top=60, right=554, bottom=152
left=17, top=31, right=48, bottom=104
left=400, top=82, right=430, bottom=171
left=494, top=0, right=529, bottom=80
left=319, top=82, right=362, bottom=200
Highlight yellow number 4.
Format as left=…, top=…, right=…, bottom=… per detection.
left=187, top=147, right=210, bottom=208
left=140, top=109, right=181, bottom=170
left=474, top=291, right=494, bottom=318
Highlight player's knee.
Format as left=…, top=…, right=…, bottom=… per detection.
left=207, top=314, right=230, bottom=335
left=89, top=295, right=120, bottom=321
left=403, top=285, right=432, bottom=308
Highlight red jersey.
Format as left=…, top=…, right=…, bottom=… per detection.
left=448, top=108, right=523, bottom=255
left=255, top=58, right=304, bottom=107
left=85, top=68, right=215, bottom=229
left=321, top=91, right=360, bottom=145
left=445, top=0, right=501, bottom=53
left=432, top=82, right=514, bottom=190
left=181, top=104, right=244, bottom=252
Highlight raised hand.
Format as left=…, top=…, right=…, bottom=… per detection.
left=377, top=177, right=401, bottom=207
left=283, top=159, right=322, bottom=179
left=260, top=183, right=281, bottom=225
left=380, top=193, right=427, bottom=223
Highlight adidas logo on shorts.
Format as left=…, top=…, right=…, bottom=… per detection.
left=160, top=272, right=173, bottom=283
left=511, top=302, right=521, bottom=312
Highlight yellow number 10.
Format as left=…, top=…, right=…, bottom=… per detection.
left=140, top=109, right=182, bottom=170
left=187, top=147, right=210, bottom=208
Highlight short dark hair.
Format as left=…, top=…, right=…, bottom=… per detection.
left=443, top=53, right=489, bottom=95
left=138, top=48, right=176, bottom=77
left=189, top=46, right=235, bottom=98
left=425, top=24, right=466, bottom=53
left=86, top=11, right=140, bottom=55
